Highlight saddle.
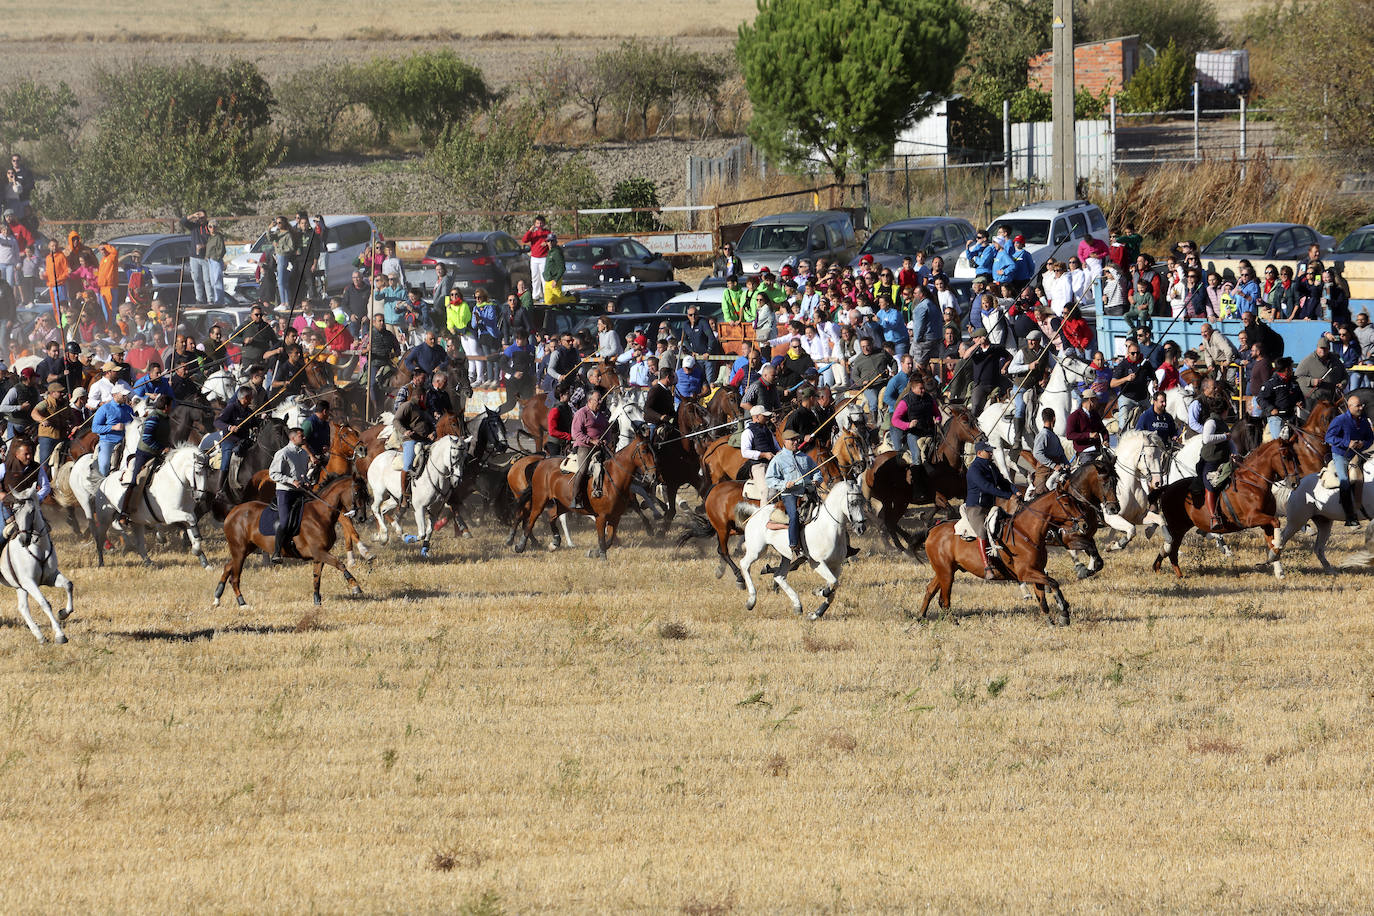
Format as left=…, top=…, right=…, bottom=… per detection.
left=560, top=453, right=604, bottom=491
left=954, top=505, right=1007, bottom=551
left=727, top=426, right=744, bottom=448
left=1207, top=460, right=1235, bottom=490
left=1319, top=460, right=1365, bottom=490
left=258, top=497, right=307, bottom=557
left=764, top=494, right=818, bottom=530
left=118, top=453, right=162, bottom=488
left=391, top=442, right=429, bottom=474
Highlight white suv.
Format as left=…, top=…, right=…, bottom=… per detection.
left=955, top=200, right=1109, bottom=277
left=223, top=214, right=378, bottom=299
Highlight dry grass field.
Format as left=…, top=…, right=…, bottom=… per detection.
left=1, top=508, right=1373, bottom=912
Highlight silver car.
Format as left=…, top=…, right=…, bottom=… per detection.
left=223, top=214, right=377, bottom=298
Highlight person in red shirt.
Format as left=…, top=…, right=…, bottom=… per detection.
left=545, top=385, right=574, bottom=457
left=319, top=312, right=354, bottom=355
left=521, top=216, right=552, bottom=305
left=125, top=336, right=159, bottom=373
left=896, top=255, right=919, bottom=289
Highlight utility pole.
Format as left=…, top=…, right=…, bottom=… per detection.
left=1050, top=0, right=1077, bottom=200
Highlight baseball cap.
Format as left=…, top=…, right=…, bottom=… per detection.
left=112, top=383, right=132, bottom=396
left=860, top=254, right=874, bottom=264
left=749, top=404, right=770, bottom=418
left=1013, top=234, right=1025, bottom=244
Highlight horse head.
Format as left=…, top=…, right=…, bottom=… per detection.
left=626, top=436, right=659, bottom=489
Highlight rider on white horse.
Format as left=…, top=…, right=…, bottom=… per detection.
left=0, top=437, right=49, bottom=555
left=764, top=428, right=822, bottom=564
left=115, top=394, right=172, bottom=525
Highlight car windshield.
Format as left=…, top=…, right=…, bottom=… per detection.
left=986, top=219, right=1050, bottom=246
left=863, top=228, right=929, bottom=256
left=1335, top=230, right=1374, bottom=254
left=248, top=232, right=271, bottom=254
left=115, top=242, right=149, bottom=264
left=736, top=224, right=809, bottom=252
left=1202, top=230, right=1274, bottom=257
left=427, top=240, right=487, bottom=259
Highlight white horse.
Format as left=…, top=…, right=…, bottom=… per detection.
left=977, top=354, right=1093, bottom=485
left=88, top=446, right=211, bottom=568
left=0, top=484, right=75, bottom=644
left=201, top=368, right=240, bottom=405
left=366, top=434, right=469, bottom=556
left=1040, top=354, right=1095, bottom=437
left=739, top=477, right=869, bottom=621
left=1274, top=457, right=1374, bottom=571
left=1102, top=430, right=1170, bottom=550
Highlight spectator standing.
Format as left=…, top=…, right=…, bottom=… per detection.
left=521, top=216, right=552, bottom=304
left=204, top=221, right=227, bottom=305
left=180, top=209, right=211, bottom=303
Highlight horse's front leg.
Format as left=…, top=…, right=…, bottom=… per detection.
left=184, top=521, right=210, bottom=568
left=809, top=561, right=840, bottom=620
left=1261, top=523, right=1283, bottom=580
left=54, top=570, right=75, bottom=621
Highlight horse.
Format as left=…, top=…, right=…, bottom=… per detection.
left=517, top=396, right=549, bottom=452
left=366, top=434, right=469, bottom=557
left=737, top=476, right=869, bottom=621
left=241, top=470, right=373, bottom=565
left=215, top=474, right=369, bottom=608
left=515, top=432, right=658, bottom=559
left=864, top=404, right=982, bottom=553
left=0, top=484, right=76, bottom=644
left=1101, top=430, right=1172, bottom=551
left=915, top=458, right=1119, bottom=626
left=1149, top=433, right=1302, bottom=580
left=84, top=445, right=212, bottom=568
left=210, top=417, right=290, bottom=518
left=704, top=385, right=743, bottom=427
left=1273, top=455, right=1374, bottom=572
left=201, top=368, right=239, bottom=405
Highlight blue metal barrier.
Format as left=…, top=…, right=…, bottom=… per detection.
left=1095, top=298, right=1374, bottom=359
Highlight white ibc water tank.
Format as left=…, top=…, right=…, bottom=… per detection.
left=1195, top=50, right=1250, bottom=94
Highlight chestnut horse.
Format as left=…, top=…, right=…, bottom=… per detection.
left=515, top=433, right=658, bottom=559
left=916, top=455, right=1120, bottom=626
left=1150, top=433, right=1301, bottom=580
left=214, top=474, right=371, bottom=608
left=865, top=404, right=982, bottom=553
left=518, top=396, right=549, bottom=452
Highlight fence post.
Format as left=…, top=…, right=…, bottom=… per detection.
left=1193, top=82, right=1200, bottom=163
left=1239, top=95, right=1247, bottom=181
left=942, top=152, right=949, bottom=216
left=1002, top=98, right=1012, bottom=190
left=904, top=154, right=911, bottom=219
left=1108, top=95, right=1117, bottom=192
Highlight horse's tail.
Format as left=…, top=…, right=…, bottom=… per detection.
left=904, top=520, right=931, bottom=558
left=732, top=500, right=760, bottom=530
left=676, top=507, right=714, bottom=547
left=52, top=462, right=75, bottom=509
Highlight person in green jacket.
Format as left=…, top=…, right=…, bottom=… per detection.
left=721, top=275, right=746, bottom=322
left=444, top=290, right=472, bottom=337
left=542, top=233, right=576, bottom=306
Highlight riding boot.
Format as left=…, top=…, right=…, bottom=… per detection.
left=1339, top=484, right=1360, bottom=527
left=571, top=468, right=588, bottom=509
left=977, top=539, right=995, bottom=581
left=115, top=485, right=135, bottom=525
left=909, top=464, right=926, bottom=503
left=1205, top=490, right=1224, bottom=531
left=398, top=470, right=411, bottom=509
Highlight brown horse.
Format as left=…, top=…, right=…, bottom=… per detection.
left=865, top=404, right=982, bottom=553
left=214, top=474, right=371, bottom=608
left=1150, top=434, right=1301, bottom=580
left=515, top=433, right=659, bottom=559
left=704, top=385, right=742, bottom=426
left=916, top=456, right=1119, bottom=626
left=518, top=396, right=549, bottom=452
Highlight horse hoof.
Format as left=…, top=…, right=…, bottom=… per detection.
left=55, top=634, right=68, bottom=645
left=213, top=598, right=221, bottom=608
left=313, top=595, right=323, bottom=606
left=587, top=548, right=597, bottom=558
left=745, top=597, right=756, bottom=611
left=419, top=547, right=430, bottom=558
left=236, top=596, right=247, bottom=608
left=1074, top=564, right=1091, bottom=580
left=460, top=529, right=473, bottom=539
left=350, top=585, right=363, bottom=596
left=199, top=555, right=210, bottom=569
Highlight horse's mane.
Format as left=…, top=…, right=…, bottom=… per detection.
left=1112, top=429, right=1149, bottom=466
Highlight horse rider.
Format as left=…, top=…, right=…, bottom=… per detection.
left=765, top=426, right=822, bottom=564
left=31, top=382, right=71, bottom=469
left=570, top=386, right=610, bottom=510
left=1110, top=339, right=1153, bottom=434
left=741, top=361, right=782, bottom=415
left=427, top=371, right=455, bottom=424
left=642, top=366, right=677, bottom=434
left=1135, top=391, right=1181, bottom=444
left=115, top=394, right=172, bottom=525
left=1325, top=394, right=1372, bottom=527
left=393, top=384, right=435, bottom=510
left=1256, top=356, right=1305, bottom=441
left=1007, top=329, right=1052, bottom=444
left=1031, top=408, right=1071, bottom=495
left=1065, top=390, right=1108, bottom=456
left=1196, top=388, right=1235, bottom=532
left=0, top=437, right=49, bottom=556
left=497, top=329, right=537, bottom=416
left=966, top=440, right=1018, bottom=581
left=545, top=385, right=575, bottom=457
left=543, top=332, right=583, bottom=404
left=213, top=386, right=260, bottom=492
left=890, top=376, right=940, bottom=497
left=789, top=385, right=823, bottom=448
left=740, top=404, right=779, bottom=496
left=0, top=367, right=39, bottom=442
left=267, top=425, right=311, bottom=564
left=300, top=400, right=332, bottom=484
left=92, top=383, right=134, bottom=477
left=1186, top=376, right=1220, bottom=437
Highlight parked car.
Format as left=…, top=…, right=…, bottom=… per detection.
left=559, top=237, right=674, bottom=289
left=108, top=234, right=200, bottom=305
left=1200, top=223, right=1335, bottom=262
left=732, top=210, right=859, bottom=277
left=1333, top=224, right=1374, bottom=259
left=660, top=287, right=725, bottom=322
left=957, top=200, right=1108, bottom=278
left=422, top=231, right=530, bottom=301
left=223, top=214, right=377, bottom=300
left=850, top=217, right=977, bottom=272
left=531, top=282, right=692, bottom=336
left=180, top=306, right=255, bottom=344
left=571, top=311, right=691, bottom=346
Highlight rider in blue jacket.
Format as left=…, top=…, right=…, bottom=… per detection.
left=966, top=441, right=1017, bottom=580
left=1325, top=394, right=1373, bottom=526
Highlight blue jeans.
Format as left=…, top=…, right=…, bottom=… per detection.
left=1333, top=453, right=1350, bottom=485
left=1267, top=415, right=1287, bottom=440
left=402, top=439, right=417, bottom=471
left=863, top=388, right=879, bottom=418
left=890, top=340, right=909, bottom=357
left=189, top=257, right=210, bottom=303
left=207, top=259, right=226, bottom=305
left=1013, top=389, right=1028, bottom=419
left=97, top=439, right=120, bottom=476
left=275, top=254, right=293, bottom=305
left=903, top=431, right=925, bottom=466
left=1350, top=372, right=1370, bottom=391
left=37, top=436, right=59, bottom=468
left=781, top=493, right=803, bottom=550
left=219, top=440, right=239, bottom=477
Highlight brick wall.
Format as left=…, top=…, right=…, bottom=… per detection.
left=1028, top=35, right=1139, bottom=96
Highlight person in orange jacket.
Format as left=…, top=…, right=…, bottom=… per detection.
left=43, top=238, right=69, bottom=306
left=97, top=241, right=120, bottom=316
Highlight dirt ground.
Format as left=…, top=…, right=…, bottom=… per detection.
left=1, top=507, right=1372, bottom=912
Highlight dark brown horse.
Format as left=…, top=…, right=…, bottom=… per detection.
left=1150, top=434, right=1301, bottom=580
left=515, top=433, right=659, bottom=559
left=704, top=385, right=742, bottom=426
left=865, top=404, right=982, bottom=553
left=915, top=456, right=1119, bottom=626
left=518, top=396, right=549, bottom=452
left=214, top=474, right=370, bottom=608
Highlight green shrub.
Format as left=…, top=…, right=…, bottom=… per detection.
left=357, top=52, right=493, bottom=144
left=0, top=80, right=77, bottom=146
left=274, top=63, right=370, bottom=158
left=1082, top=0, right=1222, bottom=60
left=1118, top=40, right=1193, bottom=112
